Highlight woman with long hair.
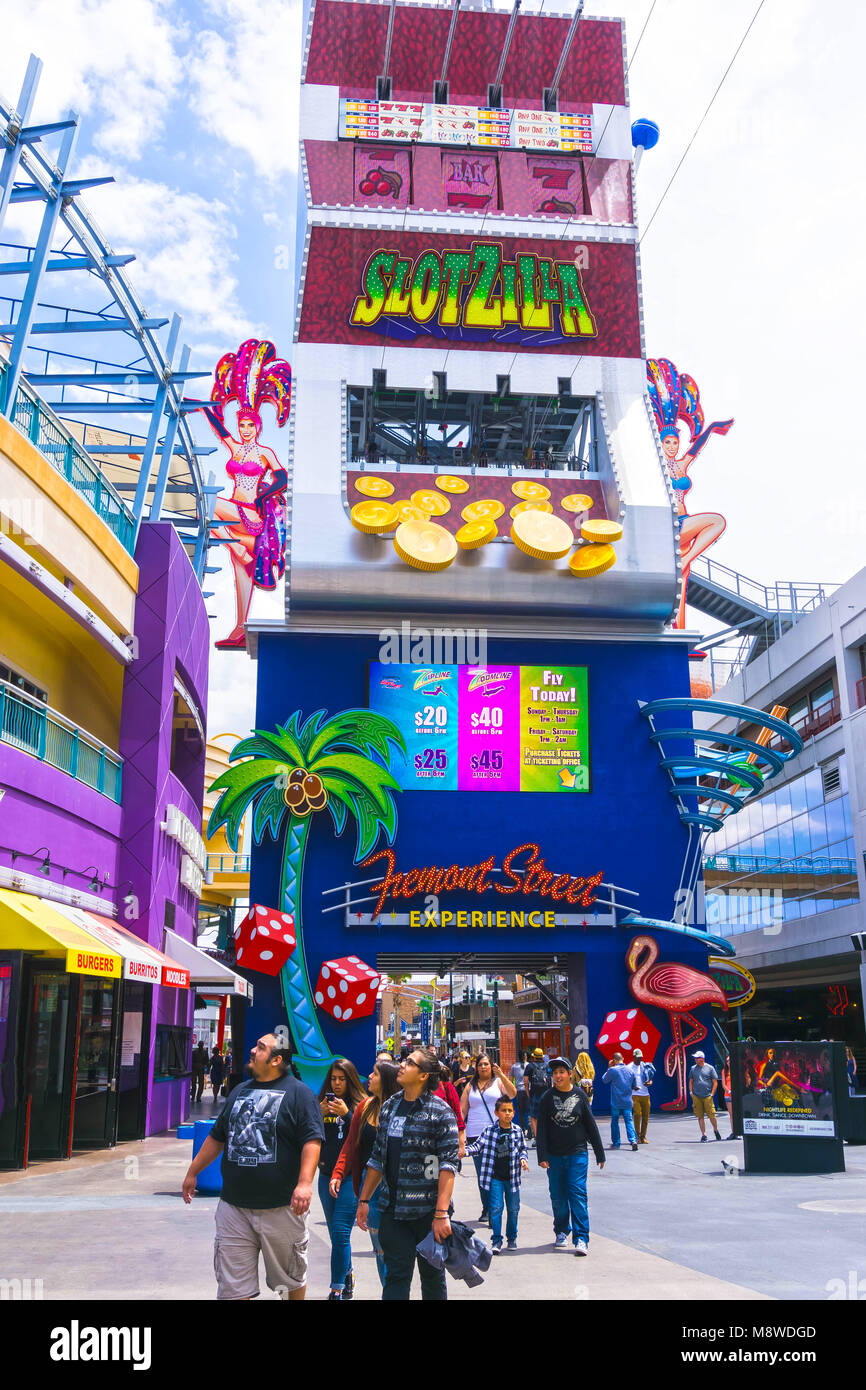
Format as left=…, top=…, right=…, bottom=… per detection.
left=204, top=339, right=291, bottom=649
left=433, top=1063, right=466, bottom=1159
left=318, top=1058, right=366, bottom=1301
left=460, top=1054, right=517, bottom=1221
left=572, top=1051, right=595, bottom=1103
left=330, top=1059, right=399, bottom=1290
left=646, top=358, right=733, bottom=629
left=452, top=1049, right=474, bottom=1098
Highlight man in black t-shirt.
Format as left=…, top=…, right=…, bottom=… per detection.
left=183, top=1033, right=324, bottom=1300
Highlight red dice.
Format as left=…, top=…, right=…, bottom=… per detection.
left=595, top=1007, right=661, bottom=1064
left=314, top=955, right=381, bottom=1021
left=233, top=904, right=297, bottom=976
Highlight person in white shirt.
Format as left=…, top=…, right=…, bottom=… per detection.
left=628, top=1048, right=655, bottom=1144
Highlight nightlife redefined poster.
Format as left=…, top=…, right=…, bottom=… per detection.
left=738, top=1042, right=836, bottom=1137
left=369, top=663, right=590, bottom=792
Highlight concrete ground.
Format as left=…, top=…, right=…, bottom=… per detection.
left=1, top=1108, right=864, bottom=1301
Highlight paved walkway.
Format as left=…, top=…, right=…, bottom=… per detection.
left=1, top=1113, right=863, bottom=1300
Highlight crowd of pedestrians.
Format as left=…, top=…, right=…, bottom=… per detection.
left=183, top=1034, right=735, bottom=1300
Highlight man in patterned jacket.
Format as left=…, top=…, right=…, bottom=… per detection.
left=357, top=1048, right=459, bottom=1300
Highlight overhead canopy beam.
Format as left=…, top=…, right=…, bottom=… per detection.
left=434, top=0, right=462, bottom=104
left=377, top=0, right=399, bottom=100
left=488, top=0, right=521, bottom=110
left=544, top=0, right=584, bottom=112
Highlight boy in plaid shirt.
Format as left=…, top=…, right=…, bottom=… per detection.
left=466, top=1096, right=529, bottom=1252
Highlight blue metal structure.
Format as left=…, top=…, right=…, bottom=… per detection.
left=0, top=55, right=216, bottom=578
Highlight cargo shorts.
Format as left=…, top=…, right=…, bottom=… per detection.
left=692, top=1095, right=717, bottom=1121
left=214, top=1199, right=309, bottom=1300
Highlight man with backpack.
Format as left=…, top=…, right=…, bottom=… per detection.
left=523, top=1048, right=550, bottom=1146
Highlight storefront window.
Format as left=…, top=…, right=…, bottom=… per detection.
left=154, top=1024, right=191, bottom=1081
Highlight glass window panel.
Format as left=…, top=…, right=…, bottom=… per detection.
left=783, top=896, right=800, bottom=921
left=804, top=768, right=824, bottom=809
left=789, top=774, right=808, bottom=818
left=774, top=783, right=792, bottom=824
left=810, top=678, right=835, bottom=712
left=777, top=820, right=795, bottom=859
left=825, top=798, right=846, bottom=845
left=807, top=806, right=827, bottom=851
left=748, top=800, right=763, bottom=839
left=845, top=837, right=856, bottom=861
left=792, top=814, right=811, bottom=858
left=761, top=795, right=779, bottom=831
left=842, top=796, right=853, bottom=834
left=799, top=897, right=817, bottom=917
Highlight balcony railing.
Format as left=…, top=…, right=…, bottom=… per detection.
left=767, top=698, right=841, bottom=750
left=206, top=852, right=250, bottom=875
left=705, top=853, right=856, bottom=878
left=0, top=680, right=122, bottom=802
left=0, top=362, right=136, bottom=555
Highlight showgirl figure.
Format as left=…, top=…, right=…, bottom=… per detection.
left=647, top=358, right=733, bottom=629
left=204, top=339, right=291, bottom=650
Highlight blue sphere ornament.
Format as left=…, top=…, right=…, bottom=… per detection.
left=631, top=118, right=660, bottom=151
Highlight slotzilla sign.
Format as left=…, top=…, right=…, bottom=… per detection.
left=349, top=240, right=596, bottom=347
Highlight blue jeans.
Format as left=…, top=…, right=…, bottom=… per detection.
left=471, top=1148, right=490, bottom=1213
left=364, top=1166, right=387, bottom=1288
left=546, top=1149, right=589, bottom=1244
left=318, top=1170, right=358, bottom=1290
left=610, top=1105, right=637, bottom=1146
left=488, top=1178, right=520, bottom=1245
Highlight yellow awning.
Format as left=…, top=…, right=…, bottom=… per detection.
left=0, top=890, right=122, bottom=978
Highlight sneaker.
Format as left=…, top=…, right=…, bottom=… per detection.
left=631, top=1142, right=639, bottom=1151
left=342, top=1270, right=355, bottom=1301
left=491, top=1243, right=502, bottom=1255
left=328, top=1290, right=342, bottom=1301
left=714, top=1131, right=723, bottom=1141
left=700, top=1134, right=708, bottom=1143
left=480, top=1208, right=489, bottom=1222
left=555, top=1233, right=568, bottom=1248
left=640, top=1138, right=648, bottom=1144
left=574, top=1239, right=589, bottom=1257
left=507, top=1241, right=517, bottom=1250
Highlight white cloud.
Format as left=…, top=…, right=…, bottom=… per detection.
left=186, top=0, right=302, bottom=181
left=1, top=0, right=184, bottom=161
left=69, top=165, right=259, bottom=345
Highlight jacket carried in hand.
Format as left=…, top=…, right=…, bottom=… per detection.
left=368, top=1091, right=459, bottom=1220
left=466, top=1121, right=527, bottom=1193
left=416, top=1219, right=493, bottom=1288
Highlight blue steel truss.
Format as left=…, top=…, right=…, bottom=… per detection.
left=0, top=56, right=218, bottom=577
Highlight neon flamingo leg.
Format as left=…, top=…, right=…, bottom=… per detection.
left=661, top=1011, right=707, bottom=1110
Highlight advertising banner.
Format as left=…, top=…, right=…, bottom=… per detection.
left=369, top=662, right=590, bottom=792
left=736, top=1042, right=836, bottom=1138
left=340, top=99, right=592, bottom=153
left=298, top=226, right=640, bottom=357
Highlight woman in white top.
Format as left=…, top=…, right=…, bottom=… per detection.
left=461, top=1054, right=517, bottom=1222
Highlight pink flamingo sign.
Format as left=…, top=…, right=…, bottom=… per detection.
left=625, top=934, right=728, bottom=1111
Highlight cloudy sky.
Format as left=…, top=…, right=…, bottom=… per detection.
left=2, top=0, right=864, bottom=739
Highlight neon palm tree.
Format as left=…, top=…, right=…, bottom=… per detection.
left=208, top=708, right=405, bottom=1092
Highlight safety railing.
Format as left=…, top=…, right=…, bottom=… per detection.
left=705, top=853, right=856, bottom=877
left=0, top=360, right=136, bottom=554
left=690, top=555, right=834, bottom=617
left=206, top=852, right=251, bottom=875
left=0, top=680, right=122, bottom=802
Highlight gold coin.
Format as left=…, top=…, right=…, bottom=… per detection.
left=461, top=498, right=505, bottom=522
left=350, top=500, right=400, bottom=533
left=435, top=475, right=469, bottom=494
left=394, top=519, right=458, bottom=571
left=456, top=520, right=497, bottom=550
left=393, top=500, right=431, bottom=524
left=510, top=499, right=553, bottom=518
left=561, top=493, right=594, bottom=514
left=581, top=518, right=623, bottom=544
left=511, top=510, right=574, bottom=560
left=354, top=475, right=395, bottom=498
left=512, top=479, right=551, bottom=501
left=569, top=543, right=617, bottom=578
left=411, top=489, right=451, bottom=517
